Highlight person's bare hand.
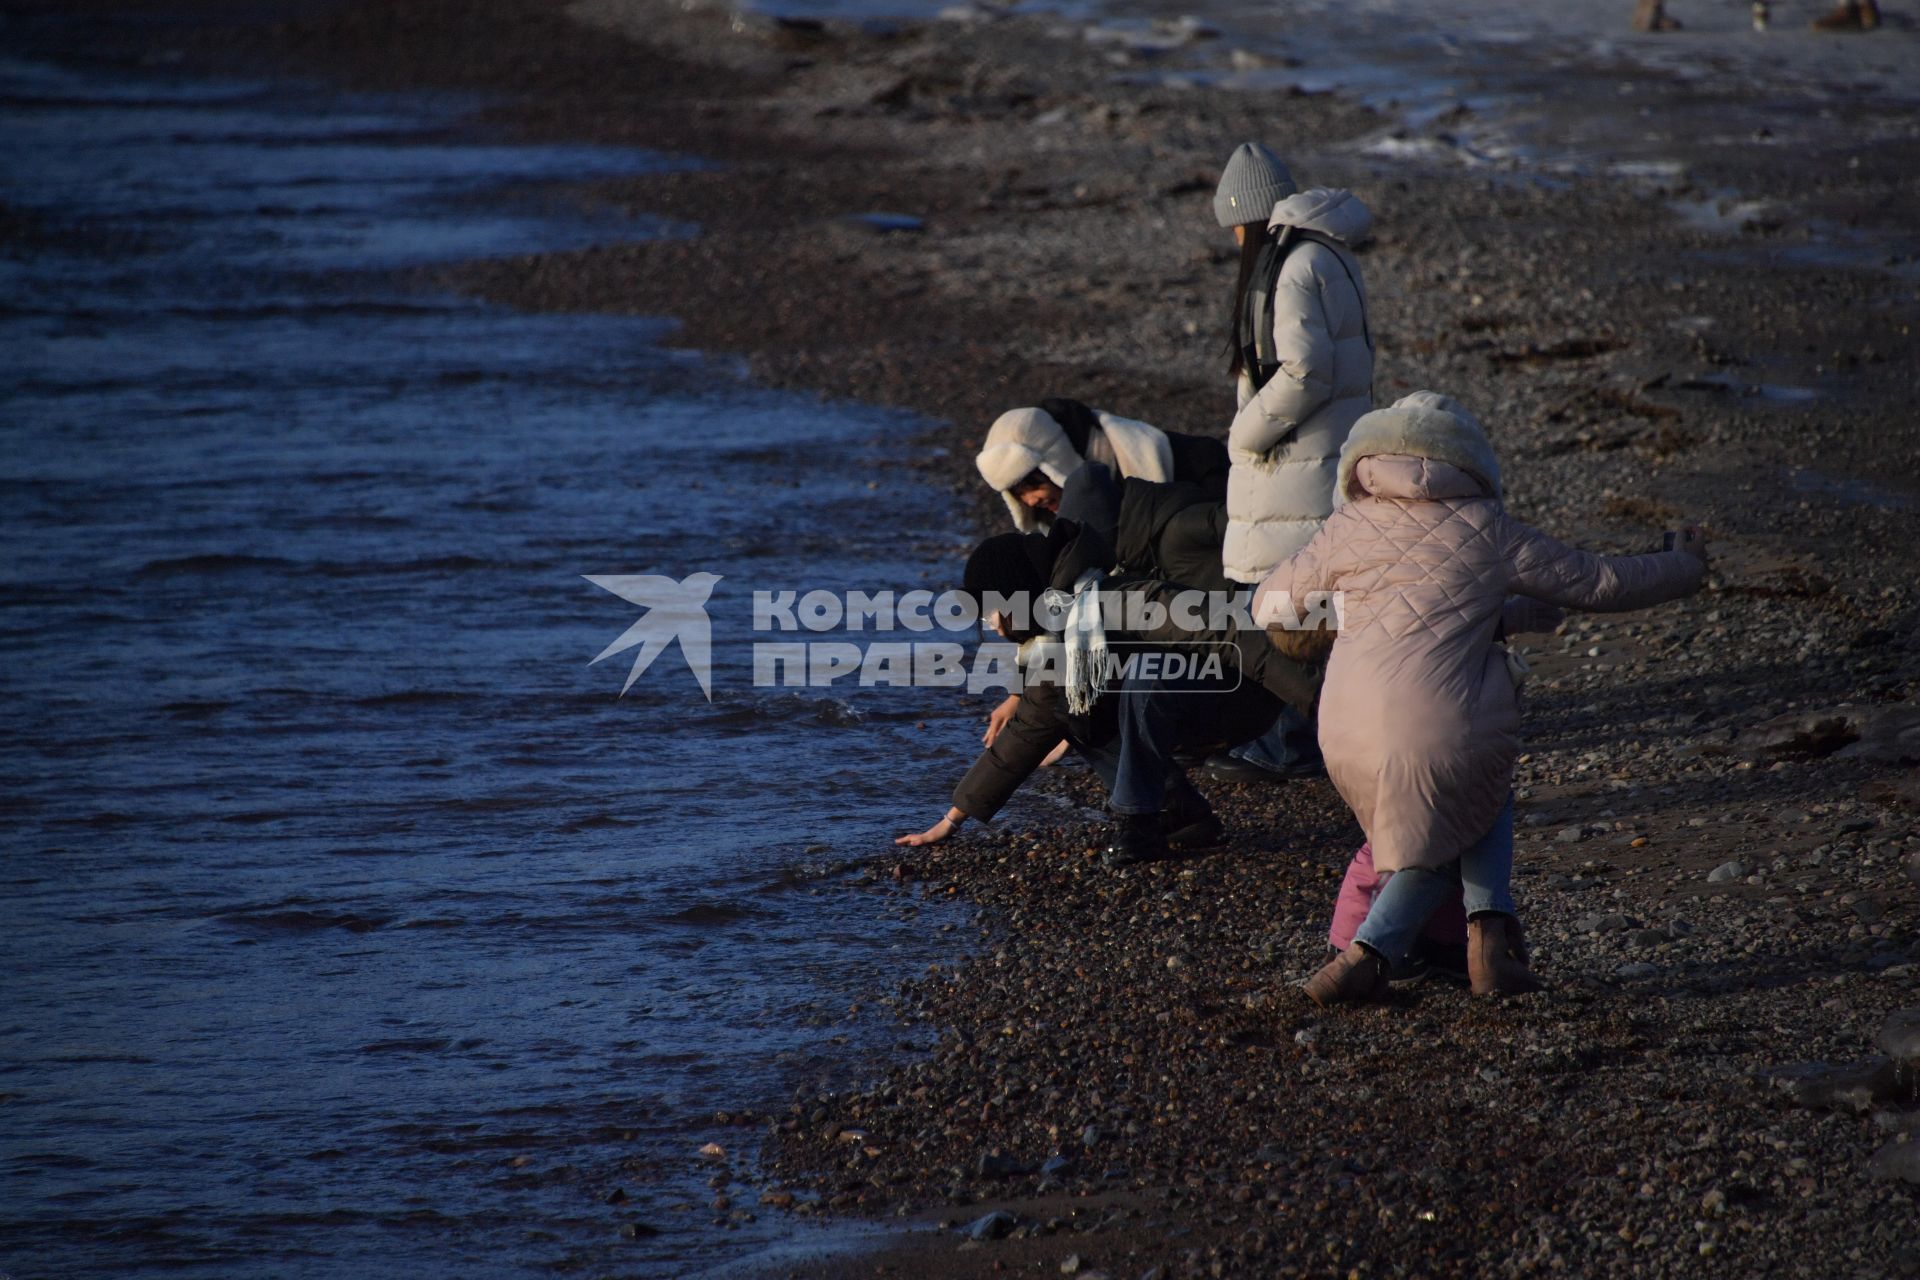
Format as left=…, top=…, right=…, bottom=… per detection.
left=983, top=694, right=1020, bottom=747
left=895, top=816, right=957, bottom=847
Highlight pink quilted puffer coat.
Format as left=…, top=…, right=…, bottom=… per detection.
left=1254, top=392, right=1705, bottom=872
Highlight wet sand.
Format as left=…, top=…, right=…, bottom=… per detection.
left=56, top=0, right=1920, bottom=1274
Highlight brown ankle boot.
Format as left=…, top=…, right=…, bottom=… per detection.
left=1467, top=914, right=1543, bottom=997
left=1304, top=946, right=1389, bottom=1007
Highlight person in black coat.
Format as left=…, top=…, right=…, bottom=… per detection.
left=896, top=500, right=1321, bottom=867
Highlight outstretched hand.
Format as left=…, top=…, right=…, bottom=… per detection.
left=896, top=816, right=958, bottom=847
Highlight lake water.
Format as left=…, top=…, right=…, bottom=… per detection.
left=0, top=38, right=984, bottom=1280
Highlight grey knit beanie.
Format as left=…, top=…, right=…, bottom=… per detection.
left=1212, top=142, right=1296, bottom=228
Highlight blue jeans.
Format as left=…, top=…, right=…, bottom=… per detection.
left=1353, top=794, right=1517, bottom=964
left=1078, top=668, right=1279, bottom=816
left=1227, top=704, right=1319, bottom=772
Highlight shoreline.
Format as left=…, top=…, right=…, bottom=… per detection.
left=42, top=0, right=1920, bottom=1274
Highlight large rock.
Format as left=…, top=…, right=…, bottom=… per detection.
left=1739, top=703, right=1920, bottom=765
left=965, top=1210, right=1018, bottom=1241
left=1876, top=1009, right=1920, bottom=1064
left=1764, top=1057, right=1904, bottom=1113
left=1867, top=1139, right=1920, bottom=1185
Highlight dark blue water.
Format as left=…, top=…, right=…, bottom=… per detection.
left=0, top=48, right=979, bottom=1279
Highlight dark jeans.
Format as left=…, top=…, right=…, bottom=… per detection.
left=1078, top=665, right=1279, bottom=816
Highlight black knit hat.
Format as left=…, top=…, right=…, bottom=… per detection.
left=963, top=532, right=1054, bottom=608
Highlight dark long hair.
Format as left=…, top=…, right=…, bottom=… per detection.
left=1225, top=227, right=1265, bottom=378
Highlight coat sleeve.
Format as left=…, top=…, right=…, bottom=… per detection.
left=1500, top=518, right=1705, bottom=613
left=1227, top=253, right=1335, bottom=459
left=950, top=687, right=1067, bottom=823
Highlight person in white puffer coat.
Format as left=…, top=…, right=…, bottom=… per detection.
left=1204, top=143, right=1376, bottom=784
left=1214, top=144, right=1376, bottom=586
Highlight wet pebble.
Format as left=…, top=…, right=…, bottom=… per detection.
left=965, top=1209, right=1018, bottom=1241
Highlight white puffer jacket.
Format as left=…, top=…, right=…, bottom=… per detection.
left=1223, top=188, right=1375, bottom=584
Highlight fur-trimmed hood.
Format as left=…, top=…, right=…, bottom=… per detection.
left=976, top=406, right=1175, bottom=533
left=1334, top=391, right=1501, bottom=506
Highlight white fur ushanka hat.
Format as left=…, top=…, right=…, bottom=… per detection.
left=975, top=407, right=1086, bottom=534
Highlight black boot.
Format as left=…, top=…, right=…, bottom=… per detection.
left=1102, top=813, right=1173, bottom=869
left=1162, top=777, right=1224, bottom=850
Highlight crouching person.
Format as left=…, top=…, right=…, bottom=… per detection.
left=975, top=397, right=1230, bottom=532
left=896, top=519, right=1321, bottom=869
left=1256, top=391, right=1708, bottom=1003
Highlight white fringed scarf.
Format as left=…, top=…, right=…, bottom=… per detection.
left=1042, top=569, right=1108, bottom=716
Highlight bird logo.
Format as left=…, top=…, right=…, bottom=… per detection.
left=585, top=572, right=722, bottom=699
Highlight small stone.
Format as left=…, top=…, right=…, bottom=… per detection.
left=1615, top=962, right=1660, bottom=980
left=836, top=211, right=925, bottom=234
left=1774, top=809, right=1810, bottom=824
left=1596, top=912, right=1633, bottom=933
left=1852, top=897, right=1886, bottom=923
left=760, top=1190, right=795, bottom=1208
left=1556, top=826, right=1585, bottom=843
left=1081, top=1125, right=1101, bottom=1148
left=1629, top=928, right=1669, bottom=948
left=1707, top=861, right=1749, bottom=884
left=835, top=1127, right=868, bottom=1144
left=604, top=1187, right=628, bottom=1205
left=1061, top=1255, right=1086, bottom=1275
left=1041, top=1155, right=1075, bottom=1180
left=619, top=1221, right=660, bottom=1238
left=976, top=1153, right=1029, bottom=1179
left=1700, top=1187, right=1727, bottom=1217
left=965, top=1209, right=1018, bottom=1241
left=698, top=1142, right=726, bottom=1160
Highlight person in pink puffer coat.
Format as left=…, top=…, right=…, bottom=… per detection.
left=1254, top=391, right=1709, bottom=1003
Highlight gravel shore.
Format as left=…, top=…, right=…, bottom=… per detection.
left=59, top=0, right=1920, bottom=1273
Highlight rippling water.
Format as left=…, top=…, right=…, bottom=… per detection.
left=0, top=43, right=979, bottom=1279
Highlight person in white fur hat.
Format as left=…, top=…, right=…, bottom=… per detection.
left=975, top=397, right=1227, bottom=533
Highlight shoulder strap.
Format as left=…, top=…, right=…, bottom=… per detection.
left=1291, top=230, right=1374, bottom=357
left=1242, top=231, right=1375, bottom=395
